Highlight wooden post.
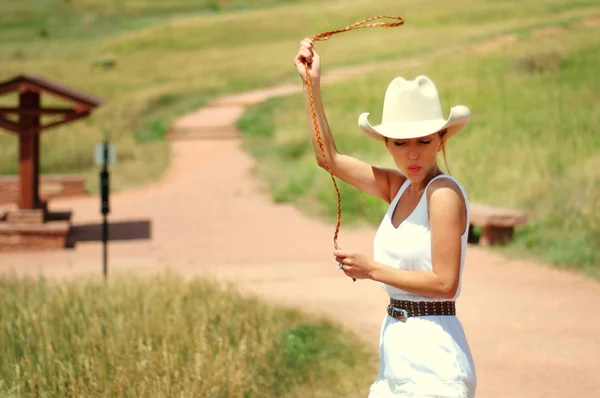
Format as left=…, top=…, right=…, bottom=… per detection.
left=18, top=90, right=41, bottom=210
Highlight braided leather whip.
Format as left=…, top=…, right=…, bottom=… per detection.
left=303, top=16, right=404, bottom=281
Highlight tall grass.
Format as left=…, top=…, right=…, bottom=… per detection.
left=1, top=0, right=599, bottom=194
left=0, top=273, right=375, bottom=397
left=238, top=24, right=600, bottom=276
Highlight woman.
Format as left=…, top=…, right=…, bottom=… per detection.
left=293, top=39, right=477, bottom=397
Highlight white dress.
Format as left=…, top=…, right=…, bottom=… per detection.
left=368, top=174, right=477, bottom=398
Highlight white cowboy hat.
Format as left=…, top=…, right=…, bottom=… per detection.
left=358, top=75, right=470, bottom=141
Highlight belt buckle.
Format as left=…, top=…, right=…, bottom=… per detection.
left=390, top=306, right=408, bottom=323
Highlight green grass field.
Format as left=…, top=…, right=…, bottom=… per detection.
left=1, top=0, right=599, bottom=193
left=0, top=273, right=375, bottom=397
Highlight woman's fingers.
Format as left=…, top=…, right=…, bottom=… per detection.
left=338, top=263, right=356, bottom=279
left=300, top=38, right=314, bottom=47
left=294, top=48, right=312, bottom=66
left=300, top=39, right=314, bottom=55
left=294, top=37, right=320, bottom=81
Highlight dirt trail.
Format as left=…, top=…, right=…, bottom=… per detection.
left=3, top=18, right=600, bottom=397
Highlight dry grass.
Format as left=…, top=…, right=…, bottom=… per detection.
left=0, top=272, right=375, bottom=397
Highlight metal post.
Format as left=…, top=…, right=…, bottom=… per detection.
left=100, top=141, right=110, bottom=280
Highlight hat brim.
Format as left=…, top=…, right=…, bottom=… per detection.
left=358, top=105, right=470, bottom=141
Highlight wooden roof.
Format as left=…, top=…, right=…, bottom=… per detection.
left=0, top=75, right=104, bottom=108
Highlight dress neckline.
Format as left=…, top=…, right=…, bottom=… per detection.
left=389, top=174, right=449, bottom=230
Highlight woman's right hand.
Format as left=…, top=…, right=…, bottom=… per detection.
left=294, top=38, right=321, bottom=84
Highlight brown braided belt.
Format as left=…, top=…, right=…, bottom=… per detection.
left=387, top=299, right=456, bottom=323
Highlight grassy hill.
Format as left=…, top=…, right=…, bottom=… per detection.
left=0, top=0, right=598, bottom=272
left=239, top=13, right=600, bottom=276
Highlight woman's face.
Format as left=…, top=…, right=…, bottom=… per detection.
left=386, top=132, right=445, bottom=182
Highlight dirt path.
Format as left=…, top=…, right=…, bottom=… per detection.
left=3, top=19, right=600, bottom=397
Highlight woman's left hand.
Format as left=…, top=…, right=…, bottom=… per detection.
left=334, top=249, right=375, bottom=280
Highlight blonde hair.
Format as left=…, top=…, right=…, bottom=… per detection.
left=439, top=129, right=451, bottom=175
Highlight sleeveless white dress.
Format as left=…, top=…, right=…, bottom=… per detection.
left=368, top=174, right=477, bottom=398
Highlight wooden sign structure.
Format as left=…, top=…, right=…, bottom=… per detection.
left=0, top=75, right=103, bottom=251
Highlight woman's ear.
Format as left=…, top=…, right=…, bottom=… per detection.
left=438, top=130, right=447, bottom=152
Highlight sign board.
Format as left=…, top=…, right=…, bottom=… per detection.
left=94, top=142, right=117, bottom=166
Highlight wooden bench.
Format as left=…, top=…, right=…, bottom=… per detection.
left=0, top=174, right=86, bottom=205
left=468, top=203, right=527, bottom=246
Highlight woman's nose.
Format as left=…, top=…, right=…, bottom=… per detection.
left=407, top=151, right=419, bottom=160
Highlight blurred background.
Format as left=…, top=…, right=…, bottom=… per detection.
left=1, top=1, right=599, bottom=396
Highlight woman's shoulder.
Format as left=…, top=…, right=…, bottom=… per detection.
left=426, top=175, right=468, bottom=207
left=426, top=175, right=469, bottom=234
left=428, top=174, right=467, bottom=194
